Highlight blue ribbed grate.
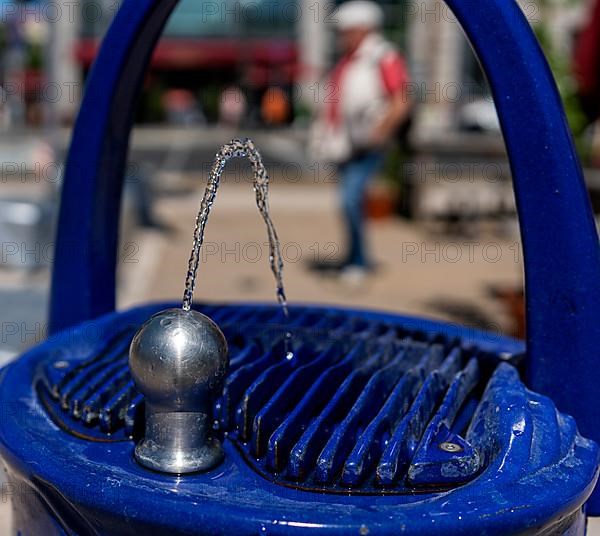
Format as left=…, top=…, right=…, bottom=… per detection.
left=38, top=305, right=513, bottom=493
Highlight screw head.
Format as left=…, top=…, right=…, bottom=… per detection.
left=439, top=441, right=463, bottom=453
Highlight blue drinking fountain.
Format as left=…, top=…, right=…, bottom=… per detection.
left=2, top=0, right=600, bottom=534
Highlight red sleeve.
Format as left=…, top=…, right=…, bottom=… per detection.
left=379, top=51, right=410, bottom=96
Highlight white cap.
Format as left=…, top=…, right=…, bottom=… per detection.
left=333, top=1, right=384, bottom=30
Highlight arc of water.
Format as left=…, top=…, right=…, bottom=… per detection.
left=182, top=138, right=288, bottom=318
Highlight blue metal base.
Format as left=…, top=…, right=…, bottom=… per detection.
left=42, top=0, right=600, bottom=518
left=0, top=303, right=597, bottom=535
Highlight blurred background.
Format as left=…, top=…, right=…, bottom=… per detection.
left=0, top=0, right=599, bottom=366
left=2, top=0, right=600, bottom=531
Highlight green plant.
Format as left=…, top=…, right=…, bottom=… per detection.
left=533, top=0, right=591, bottom=161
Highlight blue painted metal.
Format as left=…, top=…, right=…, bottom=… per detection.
left=48, top=0, right=600, bottom=510
left=49, top=0, right=178, bottom=334
left=449, top=0, right=600, bottom=513
left=38, top=306, right=507, bottom=493
left=0, top=0, right=596, bottom=531
left=1, top=303, right=598, bottom=535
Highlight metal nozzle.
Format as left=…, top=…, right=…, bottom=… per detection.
left=129, top=308, right=228, bottom=474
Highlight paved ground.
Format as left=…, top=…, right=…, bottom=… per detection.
left=118, top=179, right=522, bottom=332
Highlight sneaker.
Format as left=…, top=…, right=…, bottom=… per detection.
left=339, top=265, right=370, bottom=286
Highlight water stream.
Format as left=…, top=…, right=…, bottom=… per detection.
left=182, top=138, right=292, bottom=358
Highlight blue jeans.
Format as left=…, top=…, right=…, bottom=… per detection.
left=339, top=152, right=384, bottom=268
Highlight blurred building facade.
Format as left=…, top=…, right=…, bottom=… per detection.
left=0, top=0, right=591, bottom=132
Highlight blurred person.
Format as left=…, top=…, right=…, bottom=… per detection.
left=163, top=89, right=204, bottom=125
left=261, top=86, right=291, bottom=126
left=308, top=0, right=412, bottom=280
left=219, top=85, right=247, bottom=127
